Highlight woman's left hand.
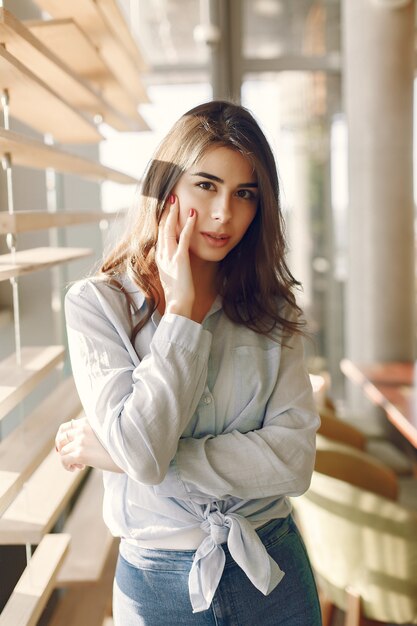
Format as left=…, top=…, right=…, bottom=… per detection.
left=55, top=417, right=123, bottom=473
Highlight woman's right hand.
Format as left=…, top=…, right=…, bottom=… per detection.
left=55, top=417, right=123, bottom=473
left=155, top=194, right=196, bottom=318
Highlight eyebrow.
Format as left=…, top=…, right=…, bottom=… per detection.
left=191, top=171, right=258, bottom=188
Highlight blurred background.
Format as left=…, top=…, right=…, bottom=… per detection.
left=0, top=1, right=416, bottom=624
left=1, top=0, right=415, bottom=409
left=102, top=0, right=347, bottom=395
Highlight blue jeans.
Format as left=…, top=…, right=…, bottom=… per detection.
left=113, top=515, right=321, bottom=625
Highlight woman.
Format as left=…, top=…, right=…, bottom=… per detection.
left=56, top=100, right=321, bottom=625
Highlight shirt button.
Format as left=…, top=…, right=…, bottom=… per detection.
left=203, top=395, right=212, bottom=405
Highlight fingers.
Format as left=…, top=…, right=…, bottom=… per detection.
left=155, top=193, right=196, bottom=317
left=158, top=195, right=178, bottom=254
left=55, top=427, right=70, bottom=453
left=56, top=437, right=85, bottom=472
left=55, top=418, right=87, bottom=472
left=55, top=418, right=77, bottom=452
left=158, top=195, right=196, bottom=257
left=177, top=208, right=196, bottom=253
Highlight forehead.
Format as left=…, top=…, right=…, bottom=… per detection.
left=192, top=146, right=257, bottom=181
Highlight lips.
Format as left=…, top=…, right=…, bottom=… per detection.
left=201, top=231, right=231, bottom=247
left=202, top=232, right=230, bottom=240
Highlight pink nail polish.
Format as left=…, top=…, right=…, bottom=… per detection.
left=189, top=208, right=195, bottom=217
left=169, top=194, right=175, bottom=204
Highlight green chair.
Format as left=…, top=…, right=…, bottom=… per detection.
left=292, top=450, right=417, bottom=625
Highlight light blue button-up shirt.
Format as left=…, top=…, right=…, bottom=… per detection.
left=65, top=273, right=319, bottom=613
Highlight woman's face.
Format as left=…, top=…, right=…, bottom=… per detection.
left=172, top=146, right=258, bottom=264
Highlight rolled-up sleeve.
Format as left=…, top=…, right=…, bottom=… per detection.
left=65, top=281, right=212, bottom=485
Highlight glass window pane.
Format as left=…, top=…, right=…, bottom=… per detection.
left=242, top=0, right=341, bottom=59
left=132, top=0, right=209, bottom=66
left=243, top=71, right=344, bottom=381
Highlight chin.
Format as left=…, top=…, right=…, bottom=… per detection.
left=190, top=247, right=230, bottom=263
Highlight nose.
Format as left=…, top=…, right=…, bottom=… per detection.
left=211, top=195, right=232, bottom=223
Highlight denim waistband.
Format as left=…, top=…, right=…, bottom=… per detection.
left=252, top=514, right=293, bottom=551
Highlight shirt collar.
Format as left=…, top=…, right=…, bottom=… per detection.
left=120, top=272, right=223, bottom=324
left=120, top=272, right=146, bottom=313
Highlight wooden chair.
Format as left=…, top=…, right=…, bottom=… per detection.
left=318, top=413, right=367, bottom=450
left=318, top=412, right=413, bottom=476
left=314, top=446, right=399, bottom=501
left=292, top=449, right=417, bottom=625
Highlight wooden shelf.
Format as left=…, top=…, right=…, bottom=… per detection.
left=57, top=470, right=115, bottom=587
left=26, top=18, right=149, bottom=128
left=0, top=45, right=101, bottom=144
left=0, top=449, right=86, bottom=544
left=0, top=7, right=141, bottom=621
left=25, top=18, right=112, bottom=85
left=0, top=534, right=71, bottom=626
left=0, top=9, right=140, bottom=133
left=0, top=209, right=121, bottom=234
left=0, top=376, right=82, bottom=516
left=49, top=542, right=118, bottom=626
left=0, top=128, right=140, bottom=183
left=0, top=345, right=65, bottom=423
left=32, top=0, right=149, bottom=104
left=0, top=246, right=93, bottom=282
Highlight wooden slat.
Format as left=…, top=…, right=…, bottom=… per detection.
left=0, top=449, right=86, bottom=544
left=32, top=0, right=149, bottom=104
left=0, top=9, right=137, bottom=133
left=0, top=345, right=65, bottom=422
left=95, top=0, right=148, bottom=71
left=0, top=376, right=82, bottom=516
left=0, top=209, right=122, bottom=234
left=49, top=541, right=118, bottom=626
left=0, top=127, right=140, bottom=184
left=26, top=18, right=149, bottom=127
left=25, top=18, right=112, bottom=84
left=57, top=470, right=115, bottom=587
left=0, top=534, right=71, bottom=626
left=0, top=246, right=93, bottom=282
left=0, top=46, right=101, bottom=144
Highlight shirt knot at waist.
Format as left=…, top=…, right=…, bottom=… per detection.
left=200, top=510, right=230, bottom=545
left=188, top=512, right=285, bottom=614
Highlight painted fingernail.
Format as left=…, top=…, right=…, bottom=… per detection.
left=169, top=194, right=175, bottom=204
left=189, top=208, right=195, bottom=217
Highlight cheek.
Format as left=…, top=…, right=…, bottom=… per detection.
left=240, top=209, right=257, bottom=234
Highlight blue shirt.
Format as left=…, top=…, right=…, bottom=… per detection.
left=65, top=273, right=319, bottom=613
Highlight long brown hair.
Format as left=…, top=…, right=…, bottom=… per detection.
left=100, top=100, right=303, bottom=338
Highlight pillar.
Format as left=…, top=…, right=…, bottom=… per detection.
left=343, top=0, right=415, bottom=370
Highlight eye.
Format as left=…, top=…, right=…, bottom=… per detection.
left=196, top=181, right=215, bottom=191
left=236, top=189, right=257, bottom=201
